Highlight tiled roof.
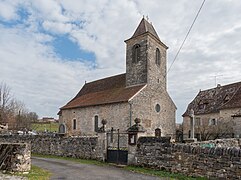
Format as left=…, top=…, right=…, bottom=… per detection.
left=131, top=18, right=160, bottom=40
left=61, top=73, right=145, bottom=110
left=183, top=82, right=241, bottom=116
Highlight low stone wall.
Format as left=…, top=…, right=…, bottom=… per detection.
left=136, top=137, right=241, bottom=179
left=0, top=143, right=31, bottom=172
left=0, top=134, right=106, bottom=161
left=191, top=138, right=241, bottom=148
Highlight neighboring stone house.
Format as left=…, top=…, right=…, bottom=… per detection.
left=58, top=18, right=176, bottom=137
left=183, top=82, right=241, bottom=140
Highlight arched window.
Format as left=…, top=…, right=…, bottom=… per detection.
left=188, top=130, right=191, bottom=138
left=155, top=48, right=161, bottom=66
left=94, top=115, right=99, bottom=132
left=73, top=119, right=76, bottom=130
left=59, top=123, right=66, bottom=134
left=132, top=44, right=141, bottom=63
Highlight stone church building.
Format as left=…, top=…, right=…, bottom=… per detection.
left=58, top=18, right=176, bottom=137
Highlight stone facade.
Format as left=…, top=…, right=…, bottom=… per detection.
left=183, top=108, right=241, bottom=140
left=59, top=18, right=176, bottom=138
left=59, top=103, right=130, bottom=136
left=135, top=137, right=241, bottom=179
left=125, top=34, right=148, bottom=87
left=125, top=34, right=167, bottom=89
left=130, top=85, right=175, bottom=137
left=0, top=143, right=31, bottom=172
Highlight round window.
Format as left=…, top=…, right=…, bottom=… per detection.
left=155, top=104, right=160, bottom=112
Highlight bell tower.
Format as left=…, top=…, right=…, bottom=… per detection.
left=125, top=18, right=168, bottom=90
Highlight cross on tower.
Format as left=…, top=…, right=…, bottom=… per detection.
left=146, top=15, right=149, bottom=21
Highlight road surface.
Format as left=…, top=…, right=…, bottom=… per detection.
left=32, top=157, right=163, bottom=180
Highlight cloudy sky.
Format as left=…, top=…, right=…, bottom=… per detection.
left=0, top=0, right=241, bottom=122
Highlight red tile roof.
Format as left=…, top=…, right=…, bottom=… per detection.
left=183, top=81, right=241, bottom=116
left=61, top=73, right=145, bottom=110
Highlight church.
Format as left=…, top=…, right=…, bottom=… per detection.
left=58, top=18, right=176, bottom=137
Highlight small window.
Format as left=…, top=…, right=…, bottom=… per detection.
left=199, top=104, right=204, bottom=109
left=155, top=128, right=161, bottom=138
left=195, top=117, right=201, bottom=126
left=155, top=104, right=160, bottom=112
left=132, top=44, right=141, bottom=63
left=224, top=95, right=230, bottom=103
left=128, top=133, right=137, bottom=145
left=209, top=118, right=217, bottom=126
left=73, top=119, right=76, bottom=130
left=188, top=130, right=191, bottom=138
left=94, top=115, right=98, bottom=132
left=155, top=48, right=161, bottom=66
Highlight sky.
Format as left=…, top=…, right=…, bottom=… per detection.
left=1, top=0, right=241, bottom=123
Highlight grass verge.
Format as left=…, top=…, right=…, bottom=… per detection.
left=31, top=122, right=59, bottom=132
left=32, top=154, right=207, bottom=179
left=32, top=153, right=106, bottom=166
left=124, top=166, right=207, bottom=180
left=13, top=165, right=51, bottom=180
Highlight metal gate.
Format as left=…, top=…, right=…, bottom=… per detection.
left=106, top=129, right=128, bottom=165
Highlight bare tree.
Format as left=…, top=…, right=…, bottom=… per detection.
left=195, top=118, right=234, bottom=141
left=0, top=82, right=39, bottom=131
left=28, top=112, right=38, bottom=122
left=0, top=82, right=13, bottom=125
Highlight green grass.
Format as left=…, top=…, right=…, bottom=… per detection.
left=32, top=153, right=106, bottom=166
left=11, top=165, right=51, bottom=180
left=124, top=166, right=208, bottom=180
left=31, top=122, right=59, bottom=132
left=32, top=154, right=207, bottom=179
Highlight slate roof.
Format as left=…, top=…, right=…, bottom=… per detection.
left=131, top=18, right=160, bottom=40
left=60, top=73, right=145, bottom=110
left=183, top=82, right=241, bottom=116
left=126, top=18, right=168, bottom=49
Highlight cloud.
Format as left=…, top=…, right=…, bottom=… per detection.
left=42, top=21, right=74, bottom=34
left=0, top=1, right=21, bottom=21
left=1, top=0, right=241, bottom=122
left=0, top=25, right=92, bottom=117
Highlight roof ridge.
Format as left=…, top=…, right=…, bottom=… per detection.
left=86, top=73, right=125, bottom=85
left=200, top=81, right=241, bottom=92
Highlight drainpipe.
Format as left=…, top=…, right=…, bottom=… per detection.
left=128, top=101, right=132, bottom=127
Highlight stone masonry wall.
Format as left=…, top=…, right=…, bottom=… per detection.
left=0, top=143, right=31, bottom=172
left=191, top=138, right=241, bottom=148
left=130, top=85, right=176, bottom=137
left=136, top=137, right=241, bottom=179
left=125, top=34, right=148, bottom=87
left=146, top=35, right=167, bottom=89
left=0, top=134, right=106, bottom=161
left=60, top=102, right=130, bottom=136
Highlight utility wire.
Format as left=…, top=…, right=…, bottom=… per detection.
left=167, top=0, right=206, bottom=74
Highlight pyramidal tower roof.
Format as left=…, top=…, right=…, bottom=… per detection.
left=131, top=17, right=160, bottom=40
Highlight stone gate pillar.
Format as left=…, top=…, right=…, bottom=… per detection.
left=126, top=118, right=146, bottom=165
